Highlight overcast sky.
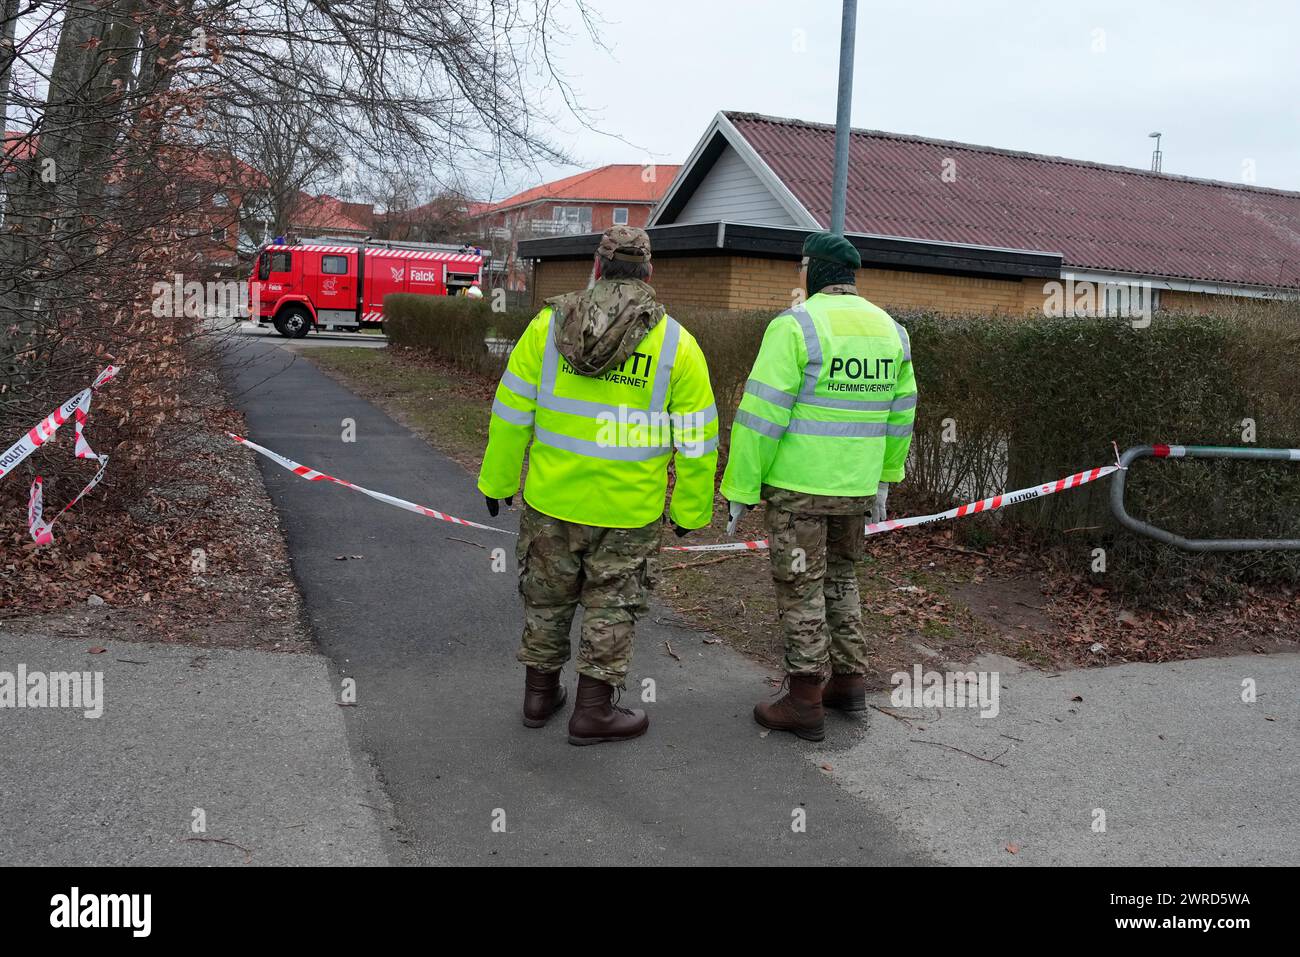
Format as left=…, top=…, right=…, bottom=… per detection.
left=484, top=0, right=1299, bottom=199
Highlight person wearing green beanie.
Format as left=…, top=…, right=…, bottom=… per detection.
left=721, top=230, right=918, bottom=742
left=801, top=231, right=862, bottom=296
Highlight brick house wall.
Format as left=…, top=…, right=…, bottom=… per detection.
left=533, top=254, right=1043, bottom=315
left=532, top=255, right=1256, bottom=316
left=479, top=200, right=655, bottom=235
left=178, top=180, right=247, bottom=273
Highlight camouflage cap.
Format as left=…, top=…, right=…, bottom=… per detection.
left=596, top=224, right=651, bottom=263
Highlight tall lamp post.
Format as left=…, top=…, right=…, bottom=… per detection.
left=830, top=0, right=859, bottom=236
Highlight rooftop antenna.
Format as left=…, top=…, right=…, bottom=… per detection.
left=1149, top=132, right=1163, bottom=173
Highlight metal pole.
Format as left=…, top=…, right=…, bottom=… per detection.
left=830, top=0, right=858, bottom=236
left=1110, top=444, right=1300, bottom=551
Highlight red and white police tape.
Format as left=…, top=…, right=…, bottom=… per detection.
left=227, top=432, right=1119, bottom=553
left=228, top=433, right=513, bottom=535
left=663, top=464, right=1120, bottom=552
left=6, top=370, right=1123, bottom=551
left=0, top=366, right=119, bottom=545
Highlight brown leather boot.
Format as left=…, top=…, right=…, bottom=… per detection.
left=567, top=674, right=648, bottom=746
left=754, top=674, right=825, bottom=741
left=522, top=667, right=567, bottom=728
left=822, top=673, right=867, bottom=713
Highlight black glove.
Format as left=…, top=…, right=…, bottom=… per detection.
left=673, top=524, right=691, bottom=538
left=485, top=494, right=513, bottom=517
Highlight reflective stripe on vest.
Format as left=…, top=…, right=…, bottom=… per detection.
left=894, top=320, right=912, bottom=362
left=787, top=303, right=899, bottom=413
left=744, top=378, right=797, bottom=409
left=738, top=409, right=888, bottom=440
left=534, top=425, right=674, bottom=462
left=534, top=314, right=683, bottom=459
left=500, top=369, right=537, bottom=401
left=739, top=302, right=905, bottom=441
left=492, top=397, right=534, bottom=427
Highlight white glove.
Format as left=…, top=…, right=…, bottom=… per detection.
left=726, top=500, right=751, bottom=536
left=871, top=482, right=890, bottom=524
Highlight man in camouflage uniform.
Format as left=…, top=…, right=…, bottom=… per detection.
left=515, top=508, right=657, bottom=691
left=764, top=488, right=873, bottom=679
left=721, top=232, right=918, bottom=741
left=479, top=226, right=719, bottom=745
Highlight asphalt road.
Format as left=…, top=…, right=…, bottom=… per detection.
left=221, top=336, right=927, bottom=865
left=234, top=321, right=389, bottom=349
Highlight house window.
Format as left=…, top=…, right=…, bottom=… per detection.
left=212, top=191, right=230, bottom=207
left=613, top=207, right=629, bottom=225
left=321, top=254, right=349, bottom=275
left=210, top=225, right=226, bottom=242
left=552, top=206, right=592, bottom=232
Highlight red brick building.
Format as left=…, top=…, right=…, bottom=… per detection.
left=470, top=163, right=680, bottom=289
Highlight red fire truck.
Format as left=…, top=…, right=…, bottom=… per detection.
left=248, top=237, right=486, bottom=338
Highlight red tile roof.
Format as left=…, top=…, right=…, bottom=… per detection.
left=481, top=163, right=682, bottom=215
left=5, top=132, right=268, bottom=193
left=292, top=193, right=372, bottom=235
left=3, top=129, right=36, bottom=162
left=727, top=112, right=1300, bottom=290
left=164, top=149, right=267, bottom=190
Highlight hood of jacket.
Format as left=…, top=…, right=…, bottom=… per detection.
left=545, top=278, right=665, bottom=377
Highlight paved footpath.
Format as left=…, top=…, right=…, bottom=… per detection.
left=0, top=630, right=394, bottom=865
left=220, top=336, right=1299, bottom=866
left=819, top=651, right=1299, bottom=865
left=223, top=338, right=926, bottom=865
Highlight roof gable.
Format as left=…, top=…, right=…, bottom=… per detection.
left=723, top=111, right=1300, bottom=289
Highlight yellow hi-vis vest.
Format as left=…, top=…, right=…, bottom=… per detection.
left=720, top=292, right=917, bottom=504
left=478, top=306, right=719, bottom=529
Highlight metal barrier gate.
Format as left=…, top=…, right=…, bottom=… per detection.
left=1110, top=444, right=1300, bottom=551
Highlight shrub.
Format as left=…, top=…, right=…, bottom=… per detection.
left=384, top=294, right=532, bottom=374
left=898, top=303, right=1300, bottom=597
left=383, top=287, right=1300, bottom=598
left=672, top=307, right=769, bottom=432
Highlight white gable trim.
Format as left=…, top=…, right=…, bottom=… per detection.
left=650, top=111, right=820, bottom=229
left=1064, top=269, right=1299, bottom=300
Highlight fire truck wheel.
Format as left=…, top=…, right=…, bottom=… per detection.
left=274, top=307, right=312, bottom=339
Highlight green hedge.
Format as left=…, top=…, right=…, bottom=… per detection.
left=898, top=305, right=1300, bottom=597
left=386, top=291, right=1300, bottom=597
left=384, top=293, right=532, bottom=374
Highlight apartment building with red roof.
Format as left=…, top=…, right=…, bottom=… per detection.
left=470, top=163, right=680, bottom=289
left=3, top=131, right=267, bottom=273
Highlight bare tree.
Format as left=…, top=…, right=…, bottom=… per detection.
left=2, top=0, right=597, bottom=529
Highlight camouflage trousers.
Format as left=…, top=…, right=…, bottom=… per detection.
left=763, top=485, right=871, bottom=678
left=516, top=504, right=660, bottom=687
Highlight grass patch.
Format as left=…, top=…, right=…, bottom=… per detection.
left=302, top=345, right=1297, bottom=677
